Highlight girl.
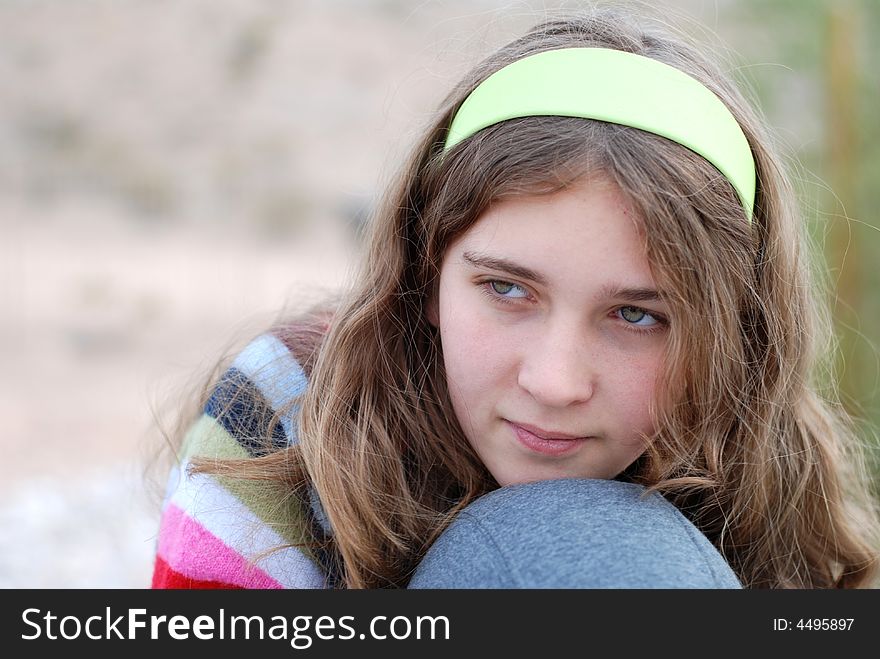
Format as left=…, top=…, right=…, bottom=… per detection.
left=152, top=5, right=879, bottom=589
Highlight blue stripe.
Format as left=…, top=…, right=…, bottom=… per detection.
left=204, top=367, right=288, bottom=456
left=232, top=334, right=309, bottom=445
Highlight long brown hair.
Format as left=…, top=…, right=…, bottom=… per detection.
left=186, top=6, right=880, bottom=588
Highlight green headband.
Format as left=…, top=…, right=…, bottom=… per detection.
left=443, top=47, right=756, bottom=221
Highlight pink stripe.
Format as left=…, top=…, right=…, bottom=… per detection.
left=157, top=503, right=283, bottom=589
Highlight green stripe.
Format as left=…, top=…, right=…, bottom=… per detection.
left=181, top=413, right=317, bottom=553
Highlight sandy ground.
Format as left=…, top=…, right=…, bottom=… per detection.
left=1, top=204, right=356, bottom=587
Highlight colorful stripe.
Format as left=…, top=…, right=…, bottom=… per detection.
left=204, top=368, right=287, bottom=455
left=165, top=468, right=326, bottom=588
left=177, top=414, right=316, bottom=548
left=152, top=555, right=243, bottom=589
left=151, top=333, right=331, bottom=590
left=157, top=502, right=283, bottom=589
left=232, top=333, right=309, bottom=445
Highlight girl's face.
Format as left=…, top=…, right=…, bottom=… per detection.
left=431, top=176, right=667, bottom=486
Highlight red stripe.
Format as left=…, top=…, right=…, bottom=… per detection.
left=151, top=555, right=244, bottom=590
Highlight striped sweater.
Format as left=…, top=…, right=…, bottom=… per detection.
left=152, top=332, right=334, bottom=589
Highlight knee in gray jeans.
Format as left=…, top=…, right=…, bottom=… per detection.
left=408, top=478, right=741, bottom=588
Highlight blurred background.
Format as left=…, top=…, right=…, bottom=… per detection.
left=1, top=0, right=878, bottom=587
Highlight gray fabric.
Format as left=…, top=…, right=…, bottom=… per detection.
left=408, top=478, right=741, bottom=589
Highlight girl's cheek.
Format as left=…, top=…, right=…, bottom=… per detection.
left=457, top=316, right=497, bottom=366
left=448, top=311, right=508, bottom=377
left=618, top=356, right=662, bottom=430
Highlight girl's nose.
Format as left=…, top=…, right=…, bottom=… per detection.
left=517, top=324, right=595, bottom=408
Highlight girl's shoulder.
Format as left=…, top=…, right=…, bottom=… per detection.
left=152, top=328, right=332, bottom=589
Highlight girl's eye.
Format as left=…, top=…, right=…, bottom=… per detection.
left=617, top=306, right=664, bottom=331
left=487, top=280, right=529, bottom=299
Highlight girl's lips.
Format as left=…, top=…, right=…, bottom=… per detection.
left=507, top=421, right=591, bottom=456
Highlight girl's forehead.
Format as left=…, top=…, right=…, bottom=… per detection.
left=463, top=178, right=643, bottom=246
left=483, top=176, right=640, bottom=224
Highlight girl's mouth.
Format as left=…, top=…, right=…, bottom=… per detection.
left=507, top=421, right=591, bottom=456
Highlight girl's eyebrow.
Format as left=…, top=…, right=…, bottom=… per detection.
left=597, top=284, right=664, bottom=303
left=461, top=250, right=664, bottom=302
left=462, top=251, right=547, bottom=286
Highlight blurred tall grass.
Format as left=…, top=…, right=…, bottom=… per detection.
left=731, top=0, right=880, bottom=478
